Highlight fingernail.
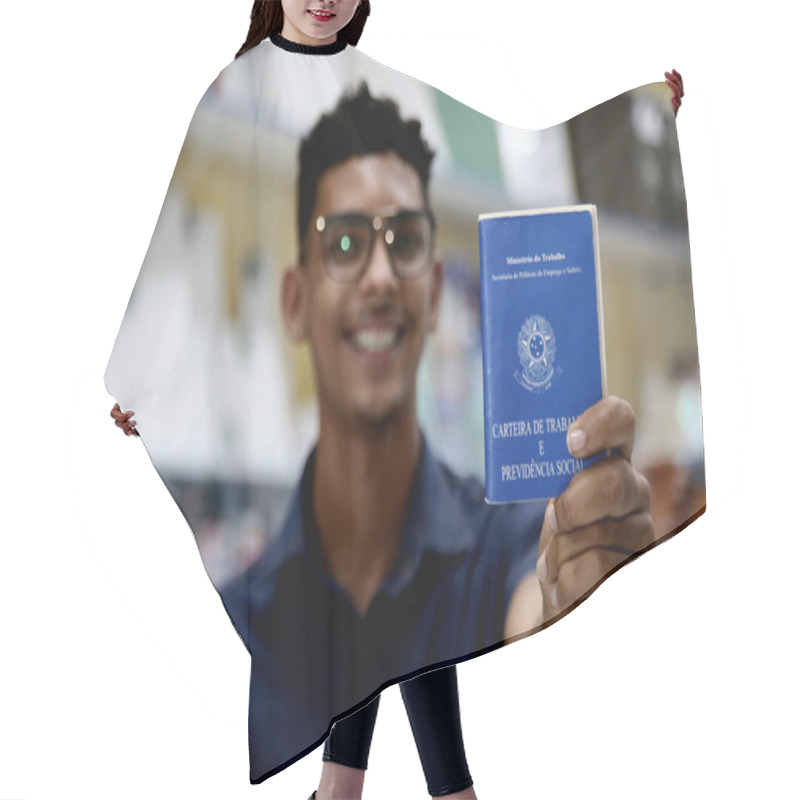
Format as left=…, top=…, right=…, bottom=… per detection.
left=546, top=501, right=558, bottom=533
left=549, top=585, right=559, bottom=610
left=536, top=553, right=547, bottom=582
left=568, top=428, right=586, bottom=455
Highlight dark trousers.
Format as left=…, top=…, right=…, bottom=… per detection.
left=323, top=665, right=473, bottom=797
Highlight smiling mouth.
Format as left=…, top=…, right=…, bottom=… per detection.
left=308, top=9, right=335, bottom=21
left=346, top=326, right=405, bottom=354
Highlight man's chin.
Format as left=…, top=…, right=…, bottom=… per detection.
left=351, top=396, right=407, bottom=432
left=353, top=406, right=398, bottom=432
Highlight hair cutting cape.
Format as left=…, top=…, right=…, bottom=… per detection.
left=105, top=35, right=705, bottom=783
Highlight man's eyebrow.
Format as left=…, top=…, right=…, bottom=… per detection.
left=323, top=206, right=428, bottom=217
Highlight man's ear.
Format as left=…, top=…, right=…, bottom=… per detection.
left=281, top=264, right=309, bottom=343
left=426, top=255, right=444, bottom=333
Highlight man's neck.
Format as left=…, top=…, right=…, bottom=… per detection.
left=312, top=406, right=422, bottom=615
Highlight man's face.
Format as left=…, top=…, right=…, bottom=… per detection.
left=283, top=151, right=443, bottom=432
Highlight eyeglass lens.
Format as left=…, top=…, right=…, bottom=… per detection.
left=321, top=212, right=432, bottom=281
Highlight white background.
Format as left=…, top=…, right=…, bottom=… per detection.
left=1, top=1, right=797, bottom=798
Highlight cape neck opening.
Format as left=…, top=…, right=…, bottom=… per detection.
left=270, top=33, right=348, bottom=55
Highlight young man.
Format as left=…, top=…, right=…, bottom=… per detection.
left=220, top=83, right=655, bottom=782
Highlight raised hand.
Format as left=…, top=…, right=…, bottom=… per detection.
left=536, top=396, right=655, bottom=620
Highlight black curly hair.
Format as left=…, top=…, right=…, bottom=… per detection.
left=297, top=82, right=437, bottom=255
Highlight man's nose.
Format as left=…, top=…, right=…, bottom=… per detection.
left=359, top=234, right=399, bottom=292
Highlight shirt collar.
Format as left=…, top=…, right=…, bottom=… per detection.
left=259, top=431, right=476, bottom=596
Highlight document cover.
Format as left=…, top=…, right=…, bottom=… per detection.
left=479, top=205, right=607, bottom=503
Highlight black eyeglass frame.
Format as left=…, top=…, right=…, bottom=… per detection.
left=302, top=209, right=437, bottom=284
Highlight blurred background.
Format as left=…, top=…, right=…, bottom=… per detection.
left=105, top=56, right=704, bottom=588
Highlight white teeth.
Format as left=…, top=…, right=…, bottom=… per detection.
left=351, top=328, right=401, bottom=353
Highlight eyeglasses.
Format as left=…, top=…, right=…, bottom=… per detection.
left=308, top=210, right=435, bottom=283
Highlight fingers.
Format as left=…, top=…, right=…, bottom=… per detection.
left=546, top=548, right=628, bottom=612
left=111, top=403, right=139, bottom=436
left=538, top=513, right=656, bottom=615
left=665, top=69, right=684, bottom=116
left=566, top=395, right=636, bottom=463
left=110, top=403, right=133, bottom=422
left=117, top=419, right=138, bottom=436
left=667, top=82, right=682, bottom=113
left=550, top=456, right=651, bottom=533
left=538, top=511, right=655, bottom=590
left=536, top=395, right=654, bottom=616
left=664, top=69, right=684, bottom=95
left=538, top=499, right=558, bottom=566
left=124, top=423, right=140, bottom=437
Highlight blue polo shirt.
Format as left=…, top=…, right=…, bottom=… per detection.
left=220, top=431, right=544, bottom=783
